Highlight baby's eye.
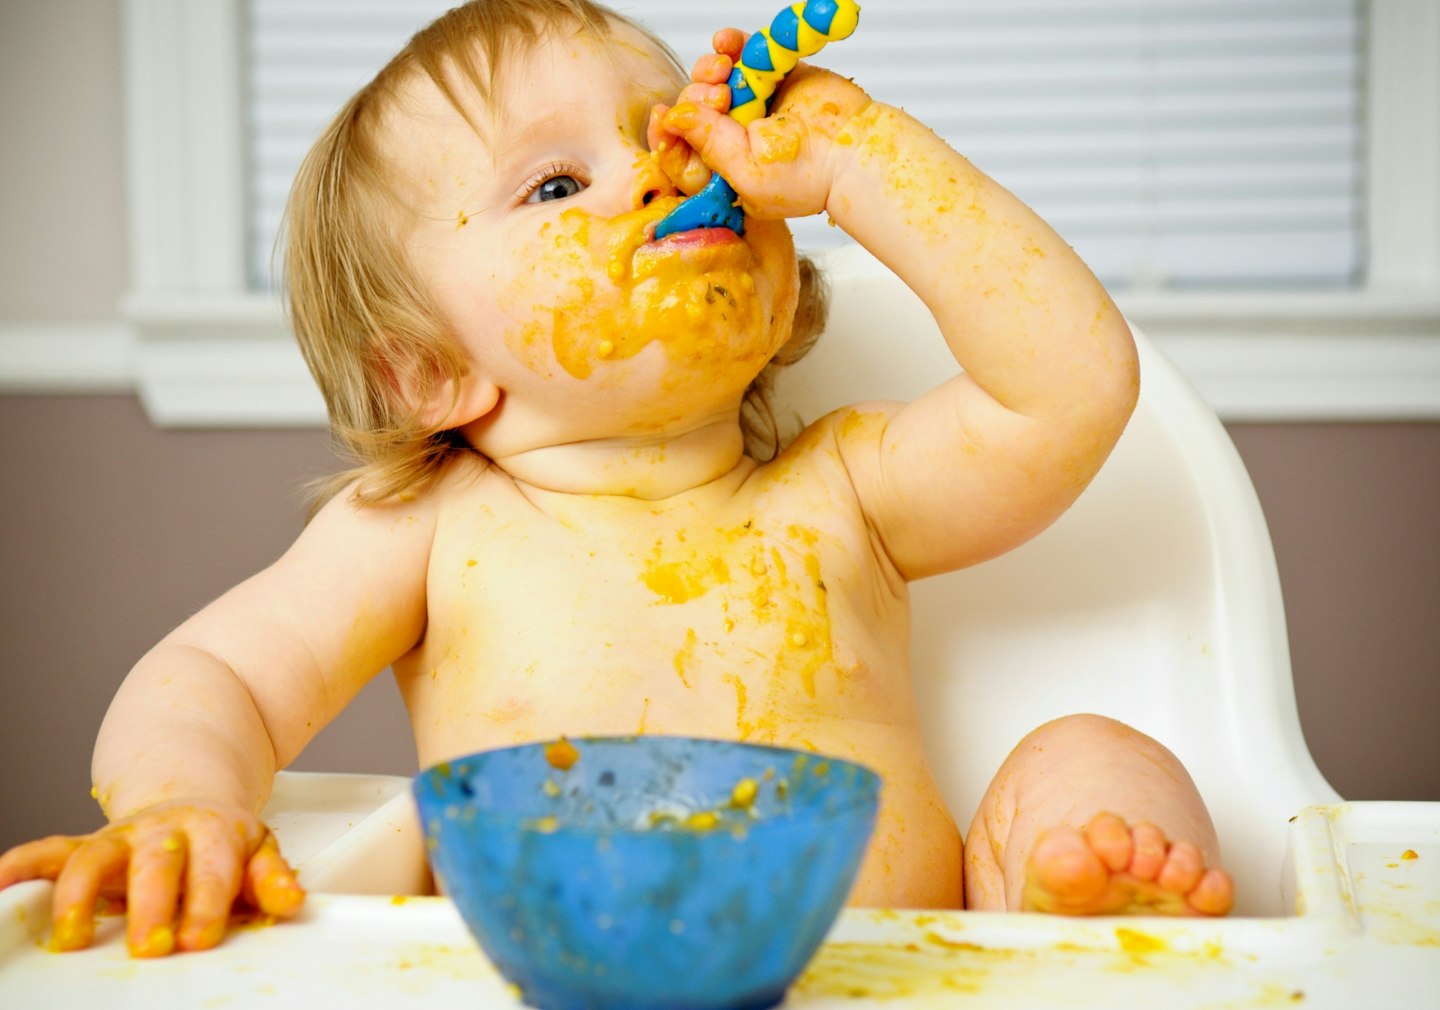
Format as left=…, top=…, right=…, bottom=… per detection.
left=525, top=174, right=586, bottom=204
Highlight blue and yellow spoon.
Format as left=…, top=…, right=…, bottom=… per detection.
left=653, top=0, right=861, bottom=240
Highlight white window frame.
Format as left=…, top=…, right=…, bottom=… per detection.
left=5, top=0, right=1436, bottom=423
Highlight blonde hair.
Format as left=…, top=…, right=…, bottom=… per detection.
left=284, top=0, right=828, bottom=509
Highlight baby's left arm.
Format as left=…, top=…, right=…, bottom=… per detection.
left=656, top=35, right=1139, bottom=581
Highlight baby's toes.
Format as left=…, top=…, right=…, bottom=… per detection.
left=1028, top=827, right=1108, bottom=906
left=1187, top=868, right=1235, bottom=916
left=1083, top=812, right=1133, bottom=872
left=1157, top=839, right=1205, bottom=894
left=1127, top=822, right=1168, bottom=881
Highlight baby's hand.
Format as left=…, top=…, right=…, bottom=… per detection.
left=0, top=800, right=304, bottom=957
left=648, top=28, right=870, bottom=221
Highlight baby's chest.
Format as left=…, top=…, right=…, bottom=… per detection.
left=423, top=501, right=897, bottom=681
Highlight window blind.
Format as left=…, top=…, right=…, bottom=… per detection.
left=247, top=0, right=1364, bottom=292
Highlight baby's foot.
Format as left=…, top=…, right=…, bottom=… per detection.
left=1022, top=812, right=1233, bottom=916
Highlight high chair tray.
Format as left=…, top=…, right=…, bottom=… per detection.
left=3, top=802, right=1436, bottom=1007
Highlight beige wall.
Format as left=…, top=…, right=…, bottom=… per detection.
left=1, top=2, right=1437, bottom=854
left=1226, top=423, right=1440, bottom=801
left=0, top=0, right=127, bottom=319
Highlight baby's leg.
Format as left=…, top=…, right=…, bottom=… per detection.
left=964, top=714, right=1233, bottom=915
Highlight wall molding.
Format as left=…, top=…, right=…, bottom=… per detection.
left=1149, top=331, right=1440, bottom=423
left=0, top=322, right=135, bottom=394
left=1121, top=287, right=1440, bottom=421
left=125, top=294, right=326, bottom=427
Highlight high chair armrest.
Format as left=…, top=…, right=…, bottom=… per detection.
left=1282, top=801, right=1440, bottom=929
left=262, top=771, right=432, bottom=896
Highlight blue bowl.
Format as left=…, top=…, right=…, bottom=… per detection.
left=413, top=736, right=880, bottom=1010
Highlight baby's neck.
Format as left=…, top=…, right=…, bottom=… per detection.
left=486, top=419, right=753, bottom=501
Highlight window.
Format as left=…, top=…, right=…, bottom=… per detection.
left=249, top=0, right=1365, bottom=291
left=111, top=0, right=1440, bottom=423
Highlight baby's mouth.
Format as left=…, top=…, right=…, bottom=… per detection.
left=640, top=227, right=742, bottom=252
left=606, top=199, right=747, bottom=283
left=633, top=226, right=749, bottom=285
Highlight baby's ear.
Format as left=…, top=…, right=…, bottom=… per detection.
left=415, top=367, right=501, bottom=430
left=386, top=353, right=500, bottom=430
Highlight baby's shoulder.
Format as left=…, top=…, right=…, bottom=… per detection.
left=758, top=401, right=903, bottom=476
left=307, top=453, right=491, bottom=532
left=743, top=402, right=904, bottom=522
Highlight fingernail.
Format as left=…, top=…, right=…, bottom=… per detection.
left=49, top=908, right=92, bottom=951
left=180, top=917, right=226, bottom=951
left=129, top=924, right=175, bottom=958
left=258, top=873, right=306, bottom=914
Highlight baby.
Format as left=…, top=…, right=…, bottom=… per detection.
left=0, top=0, right=1233, bottom=958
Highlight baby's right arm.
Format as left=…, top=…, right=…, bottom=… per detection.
left=657, top=32, right=1139, bottom=583
left=0, top=480, right=440, bottom=956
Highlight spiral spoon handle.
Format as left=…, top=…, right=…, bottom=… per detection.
left=653, top=0, right=861, bottom=240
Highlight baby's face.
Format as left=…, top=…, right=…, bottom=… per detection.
left=390, top=21, right=800, bottom=452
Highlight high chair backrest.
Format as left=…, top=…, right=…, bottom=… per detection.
left=779, top=244, right=1340, bottom=916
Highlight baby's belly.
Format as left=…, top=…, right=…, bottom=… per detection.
left=398, top=664, right=964, bottom=909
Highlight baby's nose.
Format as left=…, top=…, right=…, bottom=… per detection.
left=632, top=155, right=679, bottom=210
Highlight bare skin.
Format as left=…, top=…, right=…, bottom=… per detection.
left=0, top=18, right=1230, bottom=956
left=964, top=715, right=1233, bottom=915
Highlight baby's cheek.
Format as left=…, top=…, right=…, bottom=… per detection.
left=496, top=207, right=793, bottom=389
left=497, top=215, right=600, bottom=376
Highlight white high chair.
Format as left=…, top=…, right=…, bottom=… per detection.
left=4, top=245, right=1436, bottom=1005
left=781, top=243, right=1340, bottom=918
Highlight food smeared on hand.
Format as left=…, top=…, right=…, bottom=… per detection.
left=653, top=0, right=863, bottom=239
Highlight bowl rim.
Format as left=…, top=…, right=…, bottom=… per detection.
left=412, top=734, right=883, bottom=837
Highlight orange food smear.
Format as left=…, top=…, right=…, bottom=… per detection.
left=502, top=201, right=771, bottom=385
left=544, top=737, right=581, bottom=770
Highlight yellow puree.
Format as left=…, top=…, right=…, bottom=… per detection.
left=503, top=194, right=768, bottom=385
left=643, top=521, right=834, bottom=715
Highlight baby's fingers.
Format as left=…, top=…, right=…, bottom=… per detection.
left=177, top=816, right=245, bottom=952
left=50, top=836, right=129, bottom=952
left=662, top=102, right=752, bottom=185
left=241, top=835, right=305, bottom=918
left=712, top=27, right=746, bottom=64
left=0, top=835, right=83, bottom=888
left=649, top=105, right=713, bottom=196
left=676, top=81, right=732, bottom=118
left=124, top=829, right=186, bottom=957
left=690, top=51, right=733, bottom=87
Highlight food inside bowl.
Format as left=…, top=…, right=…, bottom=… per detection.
left=524, top=746, right=838, bottom=837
